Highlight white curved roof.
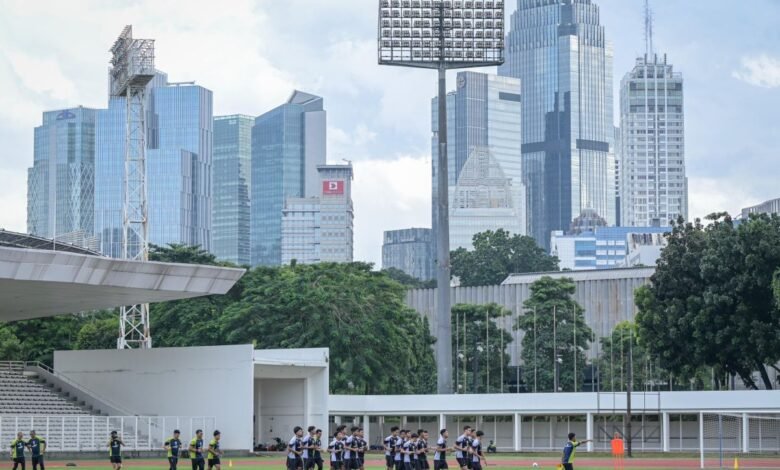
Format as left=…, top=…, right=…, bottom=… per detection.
left=0, top=246, right=245, bottom=321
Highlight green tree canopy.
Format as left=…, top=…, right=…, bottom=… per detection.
left=75, top=313, right=119, bottom=350
left=451, top=229, right=558, bottom=287
left=451, top=303, right=512, bottom=393
left=636, top=214, right=780, bottom=390
left=515, top=277, right=593, bottom=393
left=219, top=262, right=436, bottom=394
left=381, top=268, right=436, bottom=289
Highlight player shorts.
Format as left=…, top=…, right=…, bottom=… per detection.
left=404, top=462, right=413, bottom=470
left=209, top=458, right=222, bottom=467
left=456, top=458, right=467, bottom=469
left=330, top=460, right=342, bottom=470
left=470, top=462, right=481, bottom=470
left=385, top=456, right=395, bottom=468
left=286, top=457, right=300, bottom=470
left=395, top=460, right=403, bottom=470
left=562, top=465, right=574, bottom=470
left=110, top=456, right=122, bottom=464
left=434, top=460, right=448, bottom=470
left=350, top=458, right=359, bottom=469
left=419, top=459, right=429, bottom=470
left=32, top=456, right=44, bottom=467
left=169, top=457, right=179, bottom=468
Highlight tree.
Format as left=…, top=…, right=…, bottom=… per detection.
left=381, top=268, right=436, bottom=289
left=451, top=303, right=512, bottom=393
left=515, top=277, right=593, bottom=393
left=149, top=243, right=225, bottom=266
left=0, top=325, right=22, bottom=361
left=219, top=262, right=436, bottom=394
left=597, top=321, right=671, bottom=392
left=451, top=229, right=558, bottom=287
left=636, top=214, right=780, bottom=390
left=75, top=313, right=119, bottom=350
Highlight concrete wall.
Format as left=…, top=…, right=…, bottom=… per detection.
left=54, top=344, right=255, bottom=450
left=253, top=348, right=329, bottom=445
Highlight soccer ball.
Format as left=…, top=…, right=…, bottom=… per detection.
left=532, top=464, right=539, bottom=468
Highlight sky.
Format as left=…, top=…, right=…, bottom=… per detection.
left=1, top=0, right=779, bottom=266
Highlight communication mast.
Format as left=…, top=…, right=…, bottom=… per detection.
left=109, top=25, right=156, bottom=349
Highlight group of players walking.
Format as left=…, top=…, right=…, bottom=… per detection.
left=107, top=429, right=224, bottom=470
left=285, top=425, right=486, bottom=470
left=9, top=431, right=46, bottom=470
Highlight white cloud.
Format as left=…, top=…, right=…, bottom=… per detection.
left=352, top=155, right=431, bottom=265
left=0, top=167, right=27, bottom=232
left=733, top=54, right=780, bottom=88
left=687, top=176, right=760, bottom=221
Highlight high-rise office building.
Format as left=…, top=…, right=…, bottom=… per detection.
left=449, top=148, right=525, bottom=250
left=95, top=73, right=213, bottom=257
left=382, top=228, right=434, bottom=281
left=431, top=72, right=525, bottom=253
left=500, top=0, right=616, bottom=248
left=251, top=91, right=326, bottom=266
left=280, top=164, right=353, bottom=265
left=27, top=107, right=98, bottom=249
left=620, top=54, right=687, bottom=227
left=213, top=115, right=253, bottom=266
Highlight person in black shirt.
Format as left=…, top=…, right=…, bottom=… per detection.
left=468, top=431, right=486, bottom=470
left=287, top=427, right=304, bottom=470
left=308, top=429, right=324, bottom=470
left=165, top=430, right=183, bottom=470
left=108, top=431, right=124, bottom=470
left=189, top=429, right=206, bottom=470
left=416, top=430, right=429, bottom=470
left=27, top=431, right=45, bottom=470
left=355, top=428, right=366, bottom=470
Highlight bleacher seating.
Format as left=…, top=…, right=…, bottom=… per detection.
left=0, top=369, right=92, bottom=415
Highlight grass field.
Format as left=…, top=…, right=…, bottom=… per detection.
left=25, top=454, right=780, bottom=470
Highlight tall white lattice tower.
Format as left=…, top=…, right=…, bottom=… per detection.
left=109, top=26, right=156, bottom=349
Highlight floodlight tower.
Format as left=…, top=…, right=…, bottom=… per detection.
left=109, top=25, right=156, bottom=349
left=377, top=0, right=505, bottom=393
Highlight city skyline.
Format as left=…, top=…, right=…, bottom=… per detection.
left=2, top=0, right=780, bottom=265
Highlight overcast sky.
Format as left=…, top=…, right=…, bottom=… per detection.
left=1, top=0, right=779, bottom=266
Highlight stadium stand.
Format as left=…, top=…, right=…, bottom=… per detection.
left=0, top=363, right=93, bottom=415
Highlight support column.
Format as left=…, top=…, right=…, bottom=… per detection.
left=742, top=413, right=749, bottom=454
left=699, top=412, right=705, bottom=469
left=514, top=413, right=521, bottom=452
left=439, top=414, right=446, bottom=433
left=662, top=412, right=670, bottom=453
left=586, top=413, right=593, bottom=452
left=364, top=415, right=370, bottom=448
left=335, top=416, right=342, bottom=426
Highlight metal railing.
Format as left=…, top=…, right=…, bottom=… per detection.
left=0, top=415, right=216, bottom=451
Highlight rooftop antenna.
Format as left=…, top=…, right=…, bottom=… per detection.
left=644, top=0, right=654, bottom=58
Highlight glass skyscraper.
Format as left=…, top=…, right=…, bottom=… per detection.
left=500, top=0, right=616, bottom=248
left=251, top=91, right=326, bottom=266
left=212, top=115, right=253, bottom=266
left=431, top=71, right=525, bottom=254
left=620, top=54, right=687, bottom=227
left=27, top=107, right=98, bottom=249
left=95, top=72, right=213, bottom=257
left=382, top=228, right=434, bottom=281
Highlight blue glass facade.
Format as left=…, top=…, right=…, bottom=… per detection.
left=500, top=0, right=616, bottom=249
left=27, top=107, right=97, bottom=244
left=94, top=73, right=213, bottom=257
left=251, top=91, right=325, bottom=266
left=213, top=115, right=253, bottom=266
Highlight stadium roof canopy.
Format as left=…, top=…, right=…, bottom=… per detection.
left=0, top=230, right=245, bottom=322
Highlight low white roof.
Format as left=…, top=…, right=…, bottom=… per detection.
left=0, top=246, right=245, bottom=321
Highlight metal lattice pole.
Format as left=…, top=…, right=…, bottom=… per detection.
left=110, top=25, right=155, bottom=349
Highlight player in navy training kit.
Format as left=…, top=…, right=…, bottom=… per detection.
left=394, top=430, right=406, bottom=470
left=329, top=430, right=345, bottom=470
left=309, top=429, right=324, bottom=470
left=468, top=431, right=486, bottom=470
left=355, top=428, right=367, bottom=470
left=302, top=426, right=316, bottom=470
left=287, top=427, right=304, bottom=470
left=384, top=426, right=399, bottom=470
left=454, top=426, right=472, bottom=470
left=433, top=429, right=450, bottom=470
left=416, top=430, right=429, bottom=470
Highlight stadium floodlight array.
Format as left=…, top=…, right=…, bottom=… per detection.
left=377, top=0, right=505, bottom=394
left=378, top=0, right=505, bottom=69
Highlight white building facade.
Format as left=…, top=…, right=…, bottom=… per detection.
left=620, top=54, right=687, bottom=227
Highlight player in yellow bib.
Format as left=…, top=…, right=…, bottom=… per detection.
left=206, top=430, right=223, bottom=470
left=10, top=432, right=26, bottom=470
